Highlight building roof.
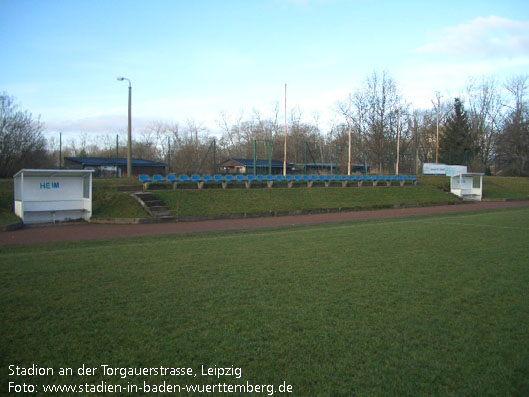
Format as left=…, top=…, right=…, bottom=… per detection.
left=219, top=158, right=293, bottom=168
left=65, top=157, right=166, bottom=167
left=13, top=169, right=94, bottom=178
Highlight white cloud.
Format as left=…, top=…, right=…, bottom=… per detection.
left=416, top=16, right=529, bottom=59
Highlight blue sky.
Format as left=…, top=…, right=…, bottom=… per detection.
left=1, top=0, right=528, bottom=139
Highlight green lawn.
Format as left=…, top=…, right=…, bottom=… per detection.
left=1, top=208, right=528, bottom=395
left=155, top=186, right=458, bottom=217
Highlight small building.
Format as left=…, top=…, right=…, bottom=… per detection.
left=303, top=163, right=370, bottom=174
left=64, top=157, right=166, bottom=177
left=218, top=158, right=293, bottom=175
left=450, top=173, right=484, bottom=201
left=14, top=169, right=93, bottom=224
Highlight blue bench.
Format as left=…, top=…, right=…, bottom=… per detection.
left=153, top=174, right=165, bottom=183
left=138, top=174, right=151, bottom=183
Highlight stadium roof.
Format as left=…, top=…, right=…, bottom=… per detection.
left=65, top=157, right=166, bottom=167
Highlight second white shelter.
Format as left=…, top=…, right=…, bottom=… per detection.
left=14, top=169, right=94, bottom=224
left=450, top=173, right=484, bottom=201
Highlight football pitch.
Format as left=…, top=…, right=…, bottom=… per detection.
left=1, top=208, right=529, bottom=395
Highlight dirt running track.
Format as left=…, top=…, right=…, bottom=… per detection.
left=1, top=201, right=528, bottom=246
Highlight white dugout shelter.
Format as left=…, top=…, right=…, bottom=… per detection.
left=450, top=173, right=484, bottom=201
left=14, top=169, right=94, bottom=224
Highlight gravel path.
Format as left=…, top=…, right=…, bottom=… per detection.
left=1, top=201, right=528, bottom=246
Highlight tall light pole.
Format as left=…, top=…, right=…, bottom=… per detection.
left=283, top=83, right=287, bottom=177
left=396, top=104, right=401, bottom=175
left=117, top=77, right=132, bottom=177
left=347, top=93, right=352, bottom=176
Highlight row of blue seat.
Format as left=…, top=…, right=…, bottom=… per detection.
left=139, top=174, right=417, bottom=183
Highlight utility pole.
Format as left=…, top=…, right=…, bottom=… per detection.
left=59, top=132, right=62, bottom=168
left=347, top=93, right=352, bottom=176
left=167, top=136, right=171, bottom=174
left=396, top=105, right=400, bottom=175
left=116, top=134, right=119, bottom=177
left=433, top=92, right=441, bottom=164
left=283, top=83, right=287, bottom=177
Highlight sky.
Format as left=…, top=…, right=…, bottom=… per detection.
left=1, top=0, right=528, bottom=140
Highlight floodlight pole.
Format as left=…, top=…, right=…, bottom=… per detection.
left=283, top=83, right=287, bottom=177
left=396, top=105, right=400, bottom=175
left=433, top=92, right=440, bottom=164
left=347, top=93, right=352, bottom=176
left=117, top=77, right=132, bottom=177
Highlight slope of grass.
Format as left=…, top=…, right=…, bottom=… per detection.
left=1, top=208, right=528, bottom=395
left=420, top=175, right=529, bottom=199
left=155, top=185, right=459, bottom=217
left=0, top=180, right=20, bottom=225
left=91, top=184, right=149, bottom=219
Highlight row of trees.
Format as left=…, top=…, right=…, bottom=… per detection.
left=2, top=72, right=528, bottom=178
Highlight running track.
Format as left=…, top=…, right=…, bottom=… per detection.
left=1, top=201, right=528, bottom=246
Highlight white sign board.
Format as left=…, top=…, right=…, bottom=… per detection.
left=423, top=163, right=447, bottom=175
left=445, top=165, right=468, bottom=177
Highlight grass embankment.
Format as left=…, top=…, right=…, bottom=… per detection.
left=155, top=185, right=458, bottom=217
left=0, top=180, right=20, bottom=225
left=420, top=175, right=529, bottom=199
left=90, top=178, right=148, bottom=219
left=1, top=208, right=528, bottom=395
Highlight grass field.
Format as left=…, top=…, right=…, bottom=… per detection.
left=2, top=208, right=528, bottom=395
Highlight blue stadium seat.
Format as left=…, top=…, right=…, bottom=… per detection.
left=178, top=174, right=190, bottom=182
left=202, top=174, right=213, bottom=182
left=275, top=175, right=285, bottom=181
left=302, top=175, right=309, bottom=181
left=310, top=175, right=318, bottom=181
left=340, top=175, right=348, bottom=181
left=247, top=174, right=256, bottom=182
left=153, top=174, right=165, bottom=183
left=318, top=175, right=326, bottom=181
left=166, top=174, right=177, bottom=182
left=236, top=174, right=245, bottom=182
left=225, top=174, right=235, bottom=182
left=214, top=174, right=224, bottom=182
left=256, top=174, right=265, bottom=182
left=191, top=174, right=201, bottom=182
left=411, top=176, right=417, bottom=182
left=294, top=175, right=302, bottom=182
left=333, top=175, right=341, bottom=181
left=325, top=175, right=333, bottom=181
left=285, top=175, right=293, bottom=182
left=266, top=174, right=274, bottom=181
left=138, top=174, right=151, bottom=183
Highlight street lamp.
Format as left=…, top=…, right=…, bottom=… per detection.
left=117, top=76, right=132, bottom=178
